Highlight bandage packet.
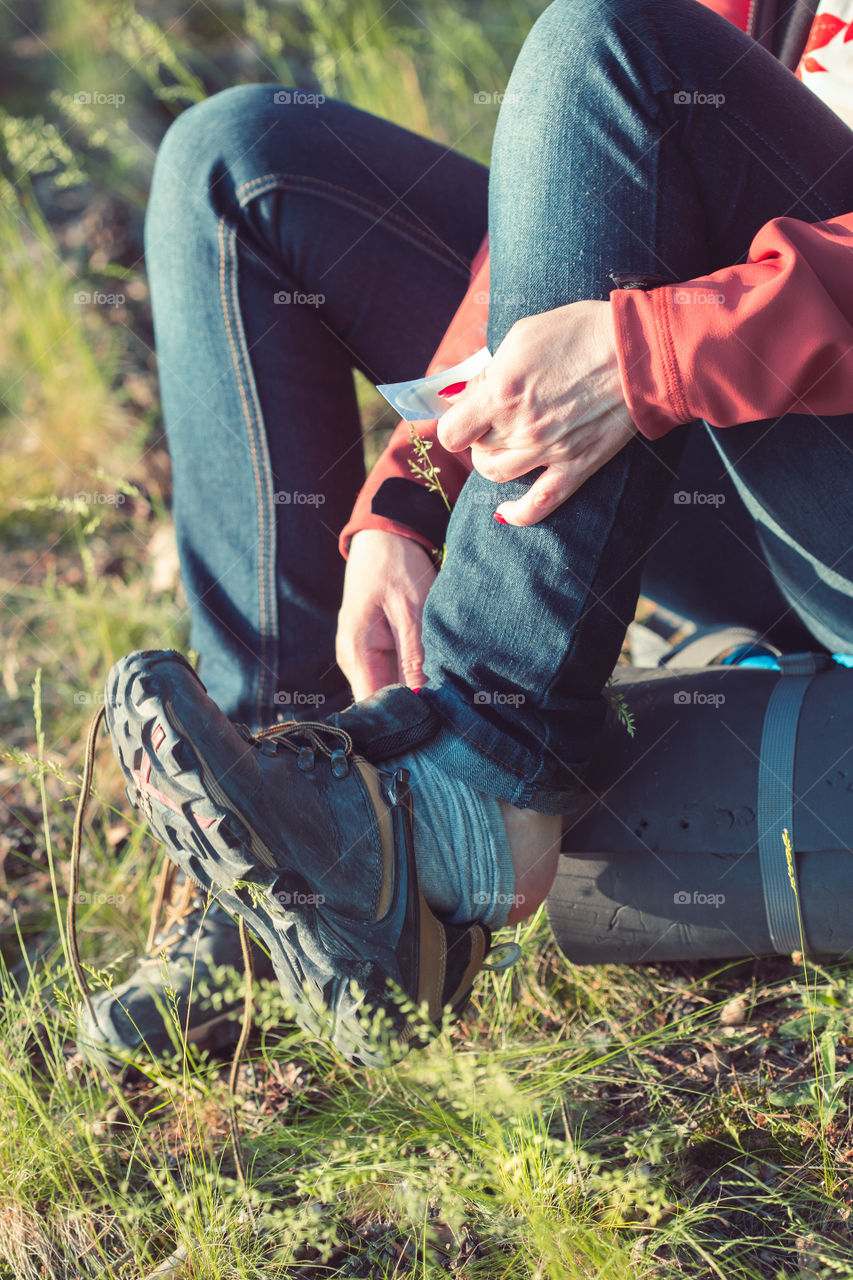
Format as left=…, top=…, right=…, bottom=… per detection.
left=376, top=347, right=491, bottom=421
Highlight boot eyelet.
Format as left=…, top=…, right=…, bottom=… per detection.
left=330, top=749, right=349, bottom=778
left=297, top=747, right=315, bottom=772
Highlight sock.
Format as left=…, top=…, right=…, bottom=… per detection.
left=384, top=749, right=515, bottom=930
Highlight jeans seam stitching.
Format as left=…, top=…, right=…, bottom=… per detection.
left=218, top=216, right=278, bottom=721
left=234, top=171, right=473, bottom=273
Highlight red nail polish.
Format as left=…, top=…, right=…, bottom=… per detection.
left=438, top=380, right=467, bottom=397
left=493, top=513, right=508, bottom=525
left=412, top=687, right=422, bottom=694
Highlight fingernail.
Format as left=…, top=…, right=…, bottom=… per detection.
left=412, top=687, right=422, bottom=694
left=493, top=513, right=508, bottom=525
left=438, top=380, right=467, bottom=397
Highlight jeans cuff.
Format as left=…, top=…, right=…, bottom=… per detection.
left=415, top=725, right=584, bottom=815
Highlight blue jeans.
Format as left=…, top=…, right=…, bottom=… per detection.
left=146, top=0, right=853, bottom=814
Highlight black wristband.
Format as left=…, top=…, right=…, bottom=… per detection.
left=370, top=476, right=451, bottom=550
left=609, top=272, right=677, bottom=292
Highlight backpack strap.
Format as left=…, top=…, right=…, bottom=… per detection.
left=756, top=651, right=833, bottom=952
left=775, top=0, right=820, bottom=71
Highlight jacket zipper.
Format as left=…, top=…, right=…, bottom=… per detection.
left=746, top=0, right=761, bottom=39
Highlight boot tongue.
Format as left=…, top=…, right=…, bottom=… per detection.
left=249, top=743, right=395, bottom=924
left=329, top=685, right=440, bottom=761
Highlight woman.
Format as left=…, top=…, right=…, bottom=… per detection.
left=80, top=0, right=853, bottom=1061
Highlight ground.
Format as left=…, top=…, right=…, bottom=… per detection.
left=1, top=1, right=853, bottom=1276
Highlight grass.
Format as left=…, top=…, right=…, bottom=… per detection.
left=2, top=0, right=853, bottom=1276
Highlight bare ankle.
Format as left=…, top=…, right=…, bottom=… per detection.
left=498, top=802, right=562, bottom=924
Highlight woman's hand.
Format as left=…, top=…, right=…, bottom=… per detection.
left=437, top=300, right=637, bottom=526
left=336, top=529, right=437, bottom=701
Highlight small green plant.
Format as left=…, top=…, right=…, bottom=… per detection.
left=606, top=680, right=637, bottom=738
left=408, top=423, right=451, bottom=514
left=766, top=830, right=842, bottom=1193
left=408, top=423, right=450, bottom=566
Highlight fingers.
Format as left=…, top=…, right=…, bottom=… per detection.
left=336, top=608, right=398, bottom=701
left=437, top=365, right=486, bottom=398
left=336, top=596, right=428, bottom=699
left=493, top=463, right=580, bottom=527
left=436, top=372, right=490, bottom=453
left=387, top=596, right=428, bottom=691
left=437, top=401, right=484, bottom=454
left=339, top=618, right=425, bottom=699
left=469, top=441, right=538, bottom=485
left=336, top=530, right=437, bottom=700
left=344, top=645, right=398, bottom=702
left=492, top=419, right=638, bottom=526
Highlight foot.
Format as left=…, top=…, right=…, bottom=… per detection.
left=77, top=861, right=274, bottom=1063
left=103, top=650, right=493, bottom=1065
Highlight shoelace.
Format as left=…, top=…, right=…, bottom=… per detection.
left=145, top=858, right=201, bottom=955
left=234, top=716, right=353, bottom=768
left=68, top=703, right=354, bottom=1193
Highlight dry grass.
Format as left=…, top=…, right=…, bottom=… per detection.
left=1, top=1, right=853, bottom=1275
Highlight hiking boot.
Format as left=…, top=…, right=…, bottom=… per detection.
left=76, top=857, right=274, bottom=1063
left=102, top=649, right=493, bottom=1065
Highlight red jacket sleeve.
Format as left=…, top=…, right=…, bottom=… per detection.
left=610, top=213, right=853, bottom=440
left=338, top=237, right=487, bottom=558
left=695, top=0, right=751, bottom=32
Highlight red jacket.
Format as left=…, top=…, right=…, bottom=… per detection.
left=340, top=0, right=845, bottom=555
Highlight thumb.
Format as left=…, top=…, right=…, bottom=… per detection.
left=494, top=464, right=578, bottom=527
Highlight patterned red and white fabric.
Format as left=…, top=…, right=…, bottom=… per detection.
left=796, top=2, right=853, bottom=129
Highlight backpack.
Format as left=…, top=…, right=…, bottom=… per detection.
left=547, top=627, right=853, bottom=963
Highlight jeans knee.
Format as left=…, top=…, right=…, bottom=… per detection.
left=147, top=86, right=257, bottom=228
left=509, top=0, right=675, bottom=99
left=147, top=83, right=338, bottom=229
left=153, top=84, right=275, bottom=185
left=531, top=0, right=663, bottom=46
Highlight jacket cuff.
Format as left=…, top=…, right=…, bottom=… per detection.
left=338, top=512, right=442, bottom=562
left=609, top=284, right=694, bottom=441
left=370, top=477, right=451, bottom=548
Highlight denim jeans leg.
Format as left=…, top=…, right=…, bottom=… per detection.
left=418, top=0, right=853, bottom=811
left=145, top=85, right=488, bottom=728
left=641, top=427, right=818, bottom=652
